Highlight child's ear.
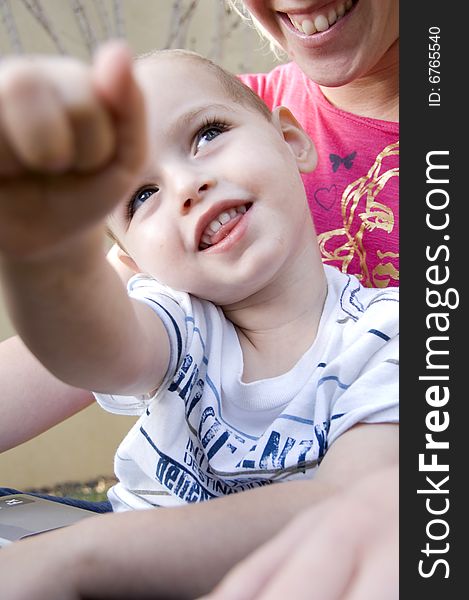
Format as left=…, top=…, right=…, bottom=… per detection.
left=272, top=106, right=317, bottom=173
left=107, top=243, right=140, bottom=283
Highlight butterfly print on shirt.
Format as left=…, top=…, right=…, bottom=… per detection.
left=329, top=151, right=357, bottom=172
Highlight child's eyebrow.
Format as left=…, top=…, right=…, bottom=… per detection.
left=166, top=103, right=234, bottom=138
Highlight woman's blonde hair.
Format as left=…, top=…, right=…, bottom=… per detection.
left=227, top=1, right=286, bottom=60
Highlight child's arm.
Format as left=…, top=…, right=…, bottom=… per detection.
left=1, top=240, right=169, bottom=395
left=0, top=423, right=398, bottom=599
left=0, top=246, right=135, bottom=453
left=0, top=43, right=169, bottom=396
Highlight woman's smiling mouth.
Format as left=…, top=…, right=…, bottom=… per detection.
left=280, top=0, right=357, bottom=36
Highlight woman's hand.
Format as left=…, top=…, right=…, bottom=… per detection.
left=201, top=465, right=398, bottom=600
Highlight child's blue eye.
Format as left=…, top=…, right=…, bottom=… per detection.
left=128, top=187, right=158, bottom=219
left=195, top=122, right=228, bottom=152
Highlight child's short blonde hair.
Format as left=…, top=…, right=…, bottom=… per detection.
left=137, top=48, right=272, bottom=120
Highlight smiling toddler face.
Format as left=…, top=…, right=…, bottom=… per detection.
left=108, top=52, right=316, bottom=305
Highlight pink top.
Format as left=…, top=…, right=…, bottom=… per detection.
left=240, top=62, right=399, bottom=288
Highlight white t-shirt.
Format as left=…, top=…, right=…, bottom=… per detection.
left=95, top=266, right=399, bottom=512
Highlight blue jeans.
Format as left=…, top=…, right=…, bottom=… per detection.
left=0, top=487, right=112, bottom=513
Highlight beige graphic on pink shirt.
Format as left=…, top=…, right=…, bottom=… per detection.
left=318, top=142, right=399, bottom=288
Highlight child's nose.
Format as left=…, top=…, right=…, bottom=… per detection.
left=180, top=181, right=212, bottom=215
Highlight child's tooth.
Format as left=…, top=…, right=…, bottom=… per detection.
left=228, top=208, right=237, bottom=218
left=301, top=19, right=316, bottom=35
left=328, top=8, right=337, bottom=25
left=345, top=0, right=353, bottom=9
left=314, top=15, right=329, bottom=32
left=218, top=212, right=231, bottom=224
left=337, top=3, right=346, bottom=17
left=202, top=234, right=212, bottom=245
left=209, top=220, right=221, bottom=233
left=238, top=205, right=247, bottom=214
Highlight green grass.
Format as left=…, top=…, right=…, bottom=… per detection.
left=25, top=475, right=117, bottom=502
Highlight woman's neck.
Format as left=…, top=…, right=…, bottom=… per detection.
left=320, top=40, right=399, bottom=122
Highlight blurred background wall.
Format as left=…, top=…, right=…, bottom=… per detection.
left=0, top=0, right=281, bottom=488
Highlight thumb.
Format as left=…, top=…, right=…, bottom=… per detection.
left=92, top=41, right=147, bottom=172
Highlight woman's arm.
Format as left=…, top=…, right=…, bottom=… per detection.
left=0, top=423, right=398, bottom=599
left=0, top=335, right=94, bottom=453
left=203, top=464, right=399, bottom=600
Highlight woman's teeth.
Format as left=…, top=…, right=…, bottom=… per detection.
left=288, top=0, right=353, bottom=35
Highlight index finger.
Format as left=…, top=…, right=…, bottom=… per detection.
left=92, top=41, right=147, bottom=172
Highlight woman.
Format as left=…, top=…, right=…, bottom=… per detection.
left=237, top=0, right=399, bottom=289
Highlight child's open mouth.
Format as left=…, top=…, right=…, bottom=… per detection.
left=280, top=0, right=357, bottom=36
left=198, top=203, right=253, bottom=251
